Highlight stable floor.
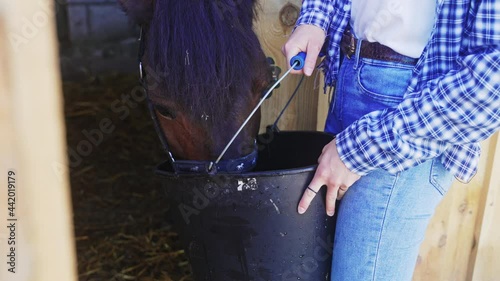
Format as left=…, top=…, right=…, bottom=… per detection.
left=64, top=74, right=193, bottom=281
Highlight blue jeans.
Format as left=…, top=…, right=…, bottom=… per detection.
left=325, top=51, right=455, bottom=281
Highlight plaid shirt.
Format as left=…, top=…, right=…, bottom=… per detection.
left=296, top=0, right=500, bottom=183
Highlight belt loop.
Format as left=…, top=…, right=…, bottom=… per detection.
left=353, top=38, right=362, bottom=70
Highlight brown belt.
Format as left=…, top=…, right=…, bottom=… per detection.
left=340, top=29, right=418, bottom=65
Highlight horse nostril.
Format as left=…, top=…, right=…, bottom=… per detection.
left=155, top=105, right=176, bottom=120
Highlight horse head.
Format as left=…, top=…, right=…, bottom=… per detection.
left=119, top=0, right=272, bottom=173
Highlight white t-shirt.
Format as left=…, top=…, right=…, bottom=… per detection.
left=350, top=0, right=437, bottom=58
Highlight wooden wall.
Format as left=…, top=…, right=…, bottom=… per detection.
left=414, top=134, right=500, bottom=281
left=0, top=0, right=77, bottom=280
left=254, top=1, right=500, bottom=280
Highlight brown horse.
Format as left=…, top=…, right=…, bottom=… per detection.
left=119, top=0, right=272, bottom=173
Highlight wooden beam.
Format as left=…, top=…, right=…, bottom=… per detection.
left=412, top=134, right=500, bottom=281
left=0, top=0, right=77, bottom=280
left=469, top=133, right=500, bottom=281
left=316, top=73, right=329, bottom=131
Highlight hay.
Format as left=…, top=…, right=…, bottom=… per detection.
left=64, top=74, right=193, bottom=281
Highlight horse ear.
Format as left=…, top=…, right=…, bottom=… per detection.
left=117, top=0, right=154, bottom=25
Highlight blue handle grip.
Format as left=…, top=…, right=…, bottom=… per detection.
left=290, top=52, right=306, bottom=70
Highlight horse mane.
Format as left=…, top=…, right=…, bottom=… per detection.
left=146, top=0, right=262, bottom=123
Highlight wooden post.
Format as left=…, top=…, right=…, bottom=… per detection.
left=316, top=73, right=329, bottom=131
left=412, top=133, right=500, bottom=281
left=469, top=133, right=500, bottom=281
left=0, top=0, right=77, bottom=280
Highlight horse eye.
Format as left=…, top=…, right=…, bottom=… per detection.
left=155, top=105, right=176, bottom=120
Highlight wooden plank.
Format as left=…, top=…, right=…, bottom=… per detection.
left=254, top=0, right=320, bottom=132
left=469, top=133, right=500, bottom=281
left=316, top=73, right=330, bottom=131
left=413, top=135, right=497, bottom=281
left=413, top=182, right=482, bottom=281
left=0, top=0, right=77, bottom=280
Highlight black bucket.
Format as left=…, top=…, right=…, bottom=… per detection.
left=156, top=131, right=336, bottom=281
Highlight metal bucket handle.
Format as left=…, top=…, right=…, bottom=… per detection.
left=208, top=53, right=307, bottom=171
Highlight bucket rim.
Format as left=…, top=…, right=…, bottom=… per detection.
left=154, top=162, right=318, bottom=179
left=154, top=130, right=333, bottom=178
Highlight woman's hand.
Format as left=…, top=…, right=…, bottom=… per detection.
left=282, top=24, right=326, bottom=76
left=298, top=140, right=361, bottom=216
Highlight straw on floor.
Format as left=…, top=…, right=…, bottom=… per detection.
left=64, top=74, right=193, bottom=281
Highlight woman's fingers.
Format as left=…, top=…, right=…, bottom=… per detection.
left=298, top=140, right=361, bottom=216
left=325, top=186, right=338, bottom=216
left=337, top=185, right=349, bottom=200
left=297, top=172, right=324, bottom=214
left=282, top=24, right=326, bottom=75
left=303, top=42, right=322, bottom=76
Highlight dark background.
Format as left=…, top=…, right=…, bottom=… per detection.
left=56, top=1, right=192, bottom=280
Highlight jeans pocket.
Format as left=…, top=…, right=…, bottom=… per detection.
left=429, top=159, right=454, bottom=195
left=356, top=59, right=413, bottom=107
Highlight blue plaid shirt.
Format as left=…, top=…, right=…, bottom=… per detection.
left=296, top=0, right=500, bottom=182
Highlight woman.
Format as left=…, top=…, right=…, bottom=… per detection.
left=282, top=0, right=499, bottom=280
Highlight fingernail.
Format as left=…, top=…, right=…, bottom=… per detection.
left=304, top=68, right=312, bottom=76
left=327, top=211, right=334, bottom=217
left=298, top=207, right=306, bottom=214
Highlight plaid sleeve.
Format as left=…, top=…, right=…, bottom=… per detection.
left=295, top=0, right=335, bottom=31
left=337, top=49, right=500, bottom=180
left=335, top=0, right=500, bottom=182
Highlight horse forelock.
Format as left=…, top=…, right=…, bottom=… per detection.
left=146, top=0, right=263, bottom=126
